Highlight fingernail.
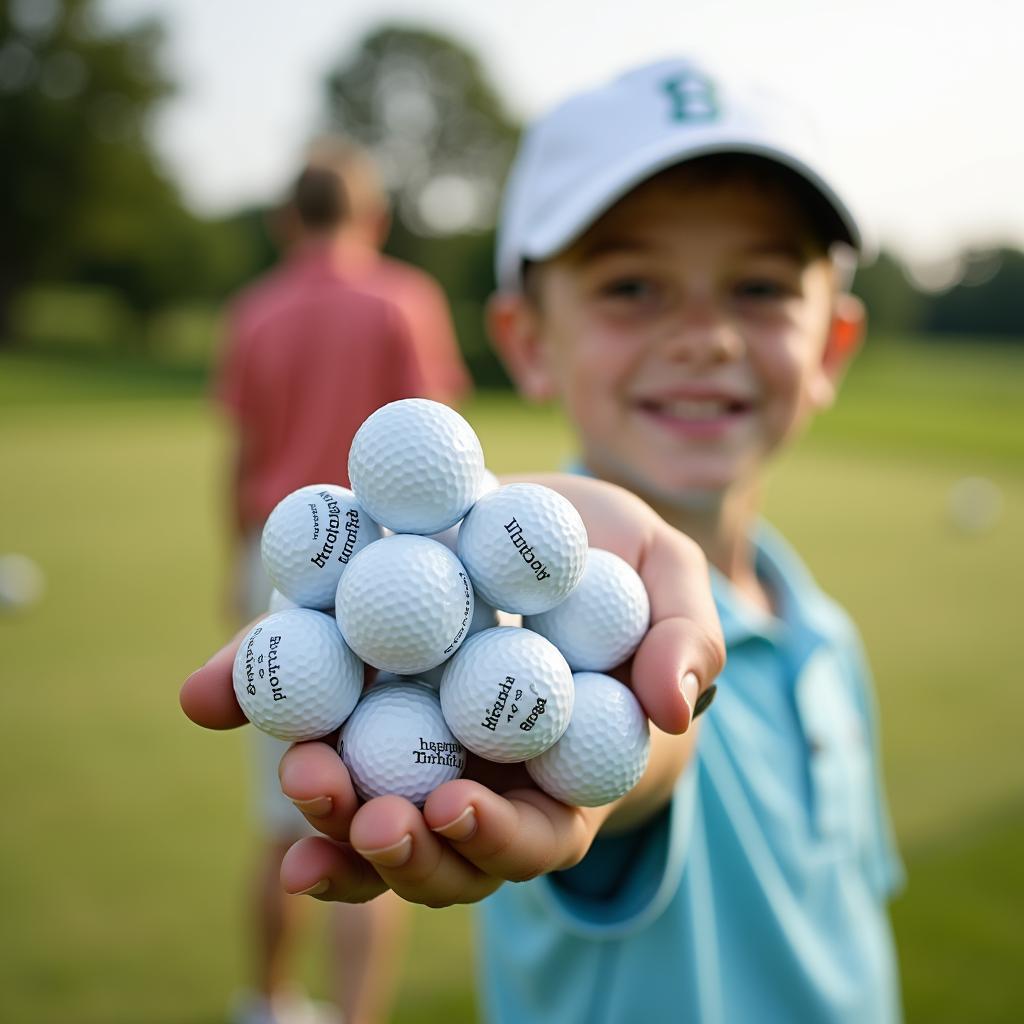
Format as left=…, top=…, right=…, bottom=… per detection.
left=693, top=684, right=718, bottom=719
left=680, top=672, right=699, bottom=714
left=432, top=806, right=477, bottom=842
left=355, top=834, right=413, bottom=868
left=293, top=879, right=329, bottom=897
left=290, top=795, right=333, bottom=818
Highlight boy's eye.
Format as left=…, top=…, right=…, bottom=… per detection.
left=599, top=277, right=656, bottom=301
left=734, top=277, right=797, bottom=300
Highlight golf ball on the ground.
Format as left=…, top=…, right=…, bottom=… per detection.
left=0, top=553, right=45, bottom=612
left=457, top=483, right=588, bottom=615
left=339, top=679, right=466, bottom=805
left=261, top=485, right=381, bottom=609
left=526, top=672, right=650, bottom=806
left=348, top=399, right=485, bottom=535
left=525, top=549, right=650, bottom=671
left=416, top=596, right=500, bottom=688
left=440, top=627, right=574, bottom=763
left=336, top=535, right=474, bottom=675
left=232, top=609, right=364, bottom=741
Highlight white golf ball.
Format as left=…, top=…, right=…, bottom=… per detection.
left=430, top=468, right=501, bottom=553
left=526, top=672, right=650, bottom=806
left=261, top=485, right=381, bottom=609
left=335, top=535, right=474, bottom=675
left=339, top=679, right=466, bottom=806
left=440, top=627, right=574, bottom=762
left=232, top=609, right=364, bottom=741
left=415, top=596, right=500, bottom=689
left=524, top=549, right=650, bottom=672
left=457, top=484, right=588, bottom=615
left=348, top=399, right=485, bottom=534
left=0, top=553, right=45, bottom=612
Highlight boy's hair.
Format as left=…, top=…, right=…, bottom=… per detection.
left=498, top=57, right=868, bottom=294
left=292, top=164, right=349, bottom=231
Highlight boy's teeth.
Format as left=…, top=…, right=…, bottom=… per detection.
left=664, top=399, right=728, bottom=418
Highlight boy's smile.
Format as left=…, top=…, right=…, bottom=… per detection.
left=499, top=165, right=860, bottom=507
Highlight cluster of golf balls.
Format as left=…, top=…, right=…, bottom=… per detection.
left=232, top=399, right=652, bottom=808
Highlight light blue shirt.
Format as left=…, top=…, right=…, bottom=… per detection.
left=478, top=523, right=904, bottom=1023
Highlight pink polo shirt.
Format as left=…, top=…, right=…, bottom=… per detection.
left=216, top=242, right=428, bottom=531
left=334, top=241, right=472, bottom=406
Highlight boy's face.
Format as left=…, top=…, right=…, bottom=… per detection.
left=492, top=166, right=863, bottom=503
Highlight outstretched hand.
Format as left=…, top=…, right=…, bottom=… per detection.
left=180, top=474, right=724, bottom=907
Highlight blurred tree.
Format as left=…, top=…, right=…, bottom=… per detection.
left=325, top=25, right=519, bottom=237
left=324, top=25, right=520, bottom=385
left=924, top=249, right=1024, bottom=339
left=0, top=0, right=258, bottom=346
left=851, top=250, right=928, bottom=339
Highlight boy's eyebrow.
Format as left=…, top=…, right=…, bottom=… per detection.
left=737, top=241, right=816, bottom=264
left=569, top=237, right=651, bottom=262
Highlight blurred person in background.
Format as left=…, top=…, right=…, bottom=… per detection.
left=215, top=148, right=470, bottom=1024
left=286, top=135, right=471, bottom=408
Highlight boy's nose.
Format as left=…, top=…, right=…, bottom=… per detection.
left=660, top=306, right=743, bottom=365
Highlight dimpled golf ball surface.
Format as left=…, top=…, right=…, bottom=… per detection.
left=336, top=535, right=474, bottom=675
left=525, top=549, right=650, bottom=672
left=430, top=468, right=501, bottom=553
left=348, top=399, right=485, bottom=535
left=457, top=483, right=588, bottom=615
left=527, top=672, right=650, bottom=806
left=261, top=484, right=381, bottom=608
left=415, top=596, right=500, bottom=689
left=440, top=627, right=574, bottom=762
left=232, top=609, right=363, bottom=741
left=339, top=680, right=465, bottom=806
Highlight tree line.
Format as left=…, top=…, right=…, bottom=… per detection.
left=1, top=0, right=1020, bottom=385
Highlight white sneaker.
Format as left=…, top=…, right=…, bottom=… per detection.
left=230, top=990, right=342, bottom=1024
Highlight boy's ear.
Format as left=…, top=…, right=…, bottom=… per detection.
left=486, top=292, right=559, bottom=402
left=811, top=293, right=866, bottom=409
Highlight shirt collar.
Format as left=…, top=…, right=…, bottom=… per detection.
left=561, top=461, right=844, bottom=652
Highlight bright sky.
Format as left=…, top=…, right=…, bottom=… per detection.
left=105, top=0, right=1024, bottom=264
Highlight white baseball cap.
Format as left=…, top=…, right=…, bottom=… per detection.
left=496, top=57, right=869, bottom=290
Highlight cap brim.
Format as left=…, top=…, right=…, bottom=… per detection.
left=512, top=132, right=868, bottom=284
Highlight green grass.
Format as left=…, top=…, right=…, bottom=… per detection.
left=0, top=338, right=1021, bottom=1022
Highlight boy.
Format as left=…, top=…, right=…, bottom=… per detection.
left=184, top=57, right=901, bottom=1022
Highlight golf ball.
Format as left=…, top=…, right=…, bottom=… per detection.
left=524, top=549, right=650, bottom=671
left=232, top=609, right=364, bottom=741
left=261, top=485, right=381, bottom=609
left=339, top=679, right=466, bottom=806
left=440, top=627, right=574, bottom=763
left=335, top=535, right=474, bottom=675
left=348, top=399, right=485, bottom=534
left=526, top=672, right=650, bottom=806
left=0, top=553, right=45, bottom=612
left=457, top=484, right=588, bottom=615
left=430, top=468, right=501, bottom=553
left=415, top=596, right=500, bottom=688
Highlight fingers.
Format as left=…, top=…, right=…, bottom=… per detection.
left=280, top=835, right=388, bottom=904
left=424, top=780, right=601, bottom=880
left=179, top=635, right=248, bottom=730
left=633, top=528, right=726, bottom=733
left=278, top=740, right=360, bottom=841
left=347, top=796, right=501, bottom=907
